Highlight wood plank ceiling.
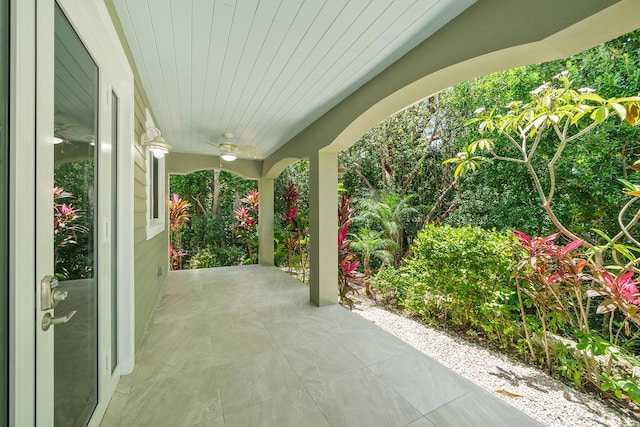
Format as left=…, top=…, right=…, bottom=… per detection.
left=112, top=0, right=475, bottom=158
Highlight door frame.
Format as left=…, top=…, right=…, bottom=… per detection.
left=9, top=0, right=135, bottom=425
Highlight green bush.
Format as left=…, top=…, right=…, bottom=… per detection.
left=375, top=224, right=521, bottom=348
left=188, top=246, right=246, bottom=269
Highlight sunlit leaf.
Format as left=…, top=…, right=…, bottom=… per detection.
left=590, top=106, right=609, bottom=124
left=579, top=93, right=605, bottom=103
left=475, top=138, right=493, bottom=151
left=523, top=115, right=547, bottom=137
left=610, top=102, right=627, bottom=120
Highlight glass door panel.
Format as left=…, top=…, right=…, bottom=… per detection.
left=111, top=91, right=118, bottom=374
left=0, top=0, right=8, bottom=424
left=52, top=4, right=99, bottom=425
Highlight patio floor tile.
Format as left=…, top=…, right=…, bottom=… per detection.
left=100, top=266, right=543, bottom=427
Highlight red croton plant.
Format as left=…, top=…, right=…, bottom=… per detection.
left=513, top=230, right=640, bottom=402
left=168, top=193, right=191, bottom=270
left=53, top=187, right=88, bottom=274
left=231, top=190, right=259, bottom=263
left=338, top=193, right=359, bottom=309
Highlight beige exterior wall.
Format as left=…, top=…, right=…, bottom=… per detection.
left=105, top=0, right=167, bottom=350
left=132, top=81, right=168, bottom=349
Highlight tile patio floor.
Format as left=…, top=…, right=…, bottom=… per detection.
left=100, top=265, right=543, bottom=427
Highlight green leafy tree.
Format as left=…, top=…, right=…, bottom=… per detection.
left=444, top=30, right=640, bottom=237
left=447, top=71, right=640, bottom=249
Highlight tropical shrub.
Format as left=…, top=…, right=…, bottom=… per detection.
left=169, top=193, right=191, bottom=270
left=231, top=190, right=259, bottom=263
left=442, top=74, right=640, bottom=404
left=349, top=228, right=393, bottom=296
left=512, top=230, right=640, bottom=403
left=53, top=187, right=88, bottom=279
left=338, top=193, right=359, bottom=309
left=279, top=183, right=310, bottom=281
left=376, top=224, right=519, bottom=348
left=353, top=192, right=418, bottom=266
left=188, top=246, right=246, bottom=269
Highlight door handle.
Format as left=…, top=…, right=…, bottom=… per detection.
left=41, top=275, right=67, bottom=310
left=41, top=310, right=77, bottom=331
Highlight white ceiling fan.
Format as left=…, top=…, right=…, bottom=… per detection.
left=204, top=133, right=262, bottom=161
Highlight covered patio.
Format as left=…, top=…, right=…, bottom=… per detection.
left=100, top=266, right=542, bottom=427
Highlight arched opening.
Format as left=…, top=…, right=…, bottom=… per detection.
left=168, top=169, right=258, bottom=270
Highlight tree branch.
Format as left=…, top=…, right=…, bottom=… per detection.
left=402, top=115, right=442, bottom=193
left=425, top=177, right=459, bottom=223
left=526, top=124, right=545, bottom=161
left=352, top=163, right=377, bottom=193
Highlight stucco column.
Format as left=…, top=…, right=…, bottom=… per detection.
left=309, top=150, right=338, bottom=306
left=258, top=178, right=275, bottom=266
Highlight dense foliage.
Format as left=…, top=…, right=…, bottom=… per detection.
left=339, top=30, right=640, bottom=245
left=375, top=225, right=519, bottom=348
left=169, top=170, right=257, bottom=268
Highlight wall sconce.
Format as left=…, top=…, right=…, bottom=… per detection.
left=140, top=126, right=171, bottom=158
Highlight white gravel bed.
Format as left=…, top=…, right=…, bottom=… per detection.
left=351, top=298, right=639, bottom=427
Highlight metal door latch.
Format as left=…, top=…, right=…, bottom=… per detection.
left=40, top=275, right=67, bottom=311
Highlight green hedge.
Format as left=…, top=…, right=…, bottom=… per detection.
left=375, top=224, right=521, bottom=348
left=187, top=246, right=247, bottom=269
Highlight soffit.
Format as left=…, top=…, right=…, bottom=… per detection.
left=111, top=0, right=475, bottom=158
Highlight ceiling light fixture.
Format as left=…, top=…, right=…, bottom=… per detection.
left=140, top=126, right=171, bottom=158
left=220, top=153, right=237, bottom=162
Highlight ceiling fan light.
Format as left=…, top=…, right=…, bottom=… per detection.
left=221, top=153, right=237, bottom=161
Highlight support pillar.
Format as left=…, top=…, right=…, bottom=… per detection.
left=258, top=178, right=274, bottom=266
left=309, top=150, right=338, bottom=306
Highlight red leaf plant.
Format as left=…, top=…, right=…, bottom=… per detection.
left=232, top=191, right=259, bottom=263
left=279, top=184, right=308, bottom=277
left=168, top=193, right=191, bottom=270
left=338, top=194, right=359, bottom=309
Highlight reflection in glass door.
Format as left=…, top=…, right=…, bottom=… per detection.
left=52, top=4, right=99, bottom=425
left=1, top=0, right=8, bottom=424
left=111, top=91, right=118, bottom=374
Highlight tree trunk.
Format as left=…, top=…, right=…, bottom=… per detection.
left=211, top=170, right=220, bottom=217
left=234, top=190, right=240, bottom=210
